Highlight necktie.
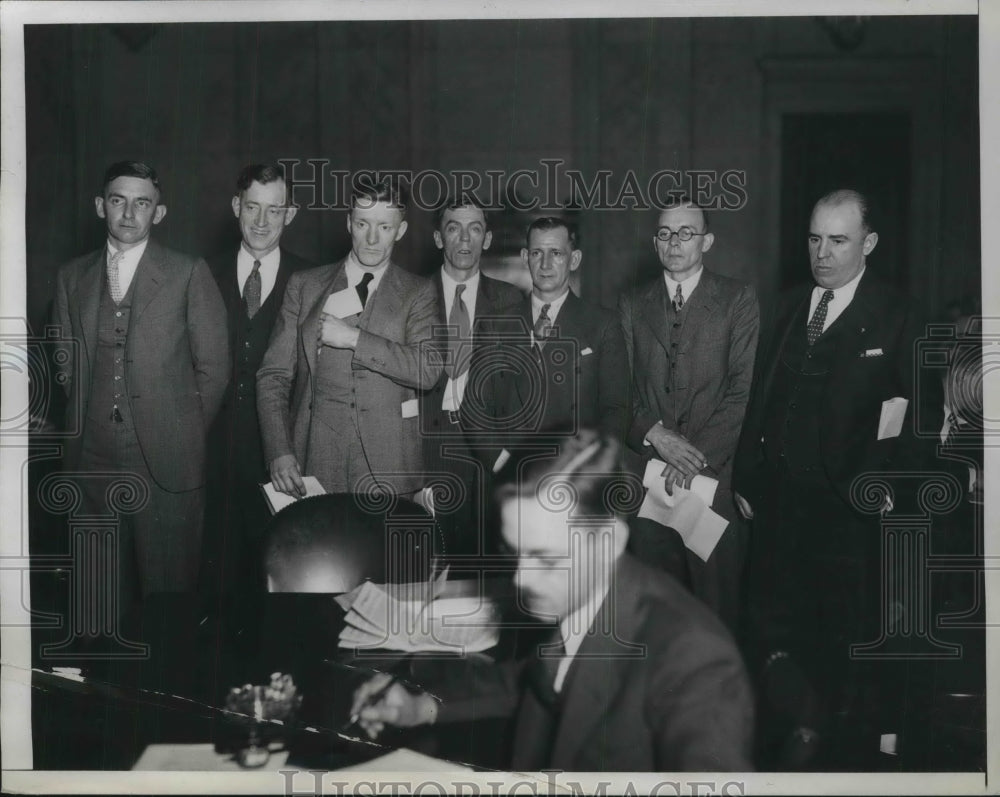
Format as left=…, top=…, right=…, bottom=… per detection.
left=673, top=282, right=684, bottom=313
left=356, top=272, right=374, bottom=309
left=107, top=250, right=124, bottom=304
left=533, top=303, right=553, bottom=346
left=446, top=283, right=472, bottom=379
left=806, top=289, right=835, bottom=345
left=245, top=259, right=262, bottom=319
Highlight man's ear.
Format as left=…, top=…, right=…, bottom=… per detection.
left=863, top=231, right=879, bottom=256
left=394, top=220, right=408, bottom=242
left=432, top=230, right=444, bottom=250
left=94, top=197, right=106, bottom=219
left=283, top=205, right=298, bottom=226
left=231, top=195, right=241, bottom=220
left=152, top=205, right=167, bottom=225
left=521, top=248, right=530, bottom=266
left=570, top=249, right=583, bottom=272
left=701, top=232, right=715, bottom=254
left=483, top=230, right=493, bottom=251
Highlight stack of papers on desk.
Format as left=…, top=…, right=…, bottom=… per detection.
left=338, top=577, right=498, bottom=653
left=637, top=458, right=729, bottom=562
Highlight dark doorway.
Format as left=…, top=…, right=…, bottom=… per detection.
left=779, top=112, right=911, bottom=291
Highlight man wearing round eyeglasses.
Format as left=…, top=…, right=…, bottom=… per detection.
left=619, top=196, right=759, bottom=633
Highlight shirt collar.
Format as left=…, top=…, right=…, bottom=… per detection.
left=559, top=575, right=612, bottom=661
left=815, top=265, right=866, bottom=302
left=238, top=244, right=281, bottom=271
left=441, top=267, right=480, bottom=298
left=663, top=265, right=703, bottom=298
left=345, top=252, right=390, bottom=291
left=107, top=237, right=148, bottom=265
left=531, top=288, right=571, bottom=321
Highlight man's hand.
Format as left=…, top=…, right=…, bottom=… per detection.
left=660, top=463, right=691, bottom=495
left=319, top=313, right=361, bottom=350
left=646, top=423, right=707, bottom=484
left=349, top=673, right=438, bottom=740
left=735, top=491, right=754, bottom=520
left=269, top=454, right=306, bottom=497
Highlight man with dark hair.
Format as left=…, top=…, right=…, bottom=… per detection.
left=349, top=431, right=754, bottom=771
left=734, top=188, right=942, bottom=768
left=201, top=164, right=313, bottom=598
left=419, top=196, right=523, bottom=556
left=53, top=160, right=229, bottom=613
left=483, top=217, right=629, bottom=443
left=257, top=176, right=441, bottom=499
left=620, top=196, right=759, bottom=631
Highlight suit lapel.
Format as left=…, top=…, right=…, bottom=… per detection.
left=75, top=250, right=105, bottom=368
left=129, top=240, right=169, bottom=323
left=637, top=278, right=672, bottom=356
left=303, top=260, right=347, bottom=375
left=551, top=556, right=646, bottom=765
left=675, top=270, right=721, bottom=354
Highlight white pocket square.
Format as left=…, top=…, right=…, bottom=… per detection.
left=862, top=348, right=884, bottom=358
left=580, top=347, right=594, bottom=356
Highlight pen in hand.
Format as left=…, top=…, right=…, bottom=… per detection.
left=346, top=674, right=399, bottom=730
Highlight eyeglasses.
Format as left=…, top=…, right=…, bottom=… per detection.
left=655, top=226, right=706, bottom=243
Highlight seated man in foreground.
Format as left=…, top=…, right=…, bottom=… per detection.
left=350, top=431, right=754, bottom=771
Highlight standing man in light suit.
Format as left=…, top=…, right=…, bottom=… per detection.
left=419, top=196, right=523, bottom=555
left=620, top=197, right=759, bottom=631
left=202, top=164, right=313, bottom=597
left=53, top=160, right=229, bottom=612
left=257, top=178, right=442, bottom=499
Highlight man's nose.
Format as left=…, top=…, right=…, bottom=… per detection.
left=122, top=202, right=135, bottom=219
left=366, top=225, right=379, bottom=245
left=817, top=239, right=831, bottom=258
left=459, top=226, right=470, bottom=242
left=254, top=207, right=266, bottom=227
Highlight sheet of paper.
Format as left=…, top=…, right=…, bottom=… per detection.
left=261, top=476, right=327, bottom=515
left=323, top=286, right=364, bottom=318
left=133, top=743, right=292, bottom=772
left=493, top=448, right=511, bottom=473
left=642, top=458, right=718, bottom=508
left=401, top=398, right=419, bottom=418
left=638, top=477, right=729, bottom=563
left=337, top=747, right=473, bottom=772
left=878, top=396, right=909, bottom=440
left=440, top=372, right=468, bottom=411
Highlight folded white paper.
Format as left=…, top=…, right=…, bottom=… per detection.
left=642, top=458, right=719, bottom=507
left=261, top=476, right=327, bottom=515
left=441, top=373, right=468, bottom=411
left=493, top=448, right=511, bottom=473
left=878, top=396, right=908, bottom=440
left=638, top=461, right=728, bottom=562
left=323, top=286, right=364, bottom=319
left=401, top=398, right=419, bottom=418
left=580, top=347, right=593, bottom=356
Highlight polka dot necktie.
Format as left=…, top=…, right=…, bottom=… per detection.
left=806, top=289, right=835, bottom=345
left=672, top=282, right=684, bottom=313
left=107, top=250, right=125, bottom=304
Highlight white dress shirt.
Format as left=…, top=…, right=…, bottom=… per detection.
left=106, top=238, right=148, bottom=297
left=236, top=245, right=281, bottom=304
left=554, top=576, right=612, bottom=692
left=808, top=266, right=866, bottom=334
left=440, top=269, right=480, bottom=411
left=663, top=265, right=703, bottom=308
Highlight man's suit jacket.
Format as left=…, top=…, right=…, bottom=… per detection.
left=419, top=271, right=523, bottom=441
left=256, top=259, right=442, bottom=495
left=734, top=272, right=941, bottom=509
left=434, top=553, right=755, bottom=771
left=485, top=291, right=630, bottom=441
left=206, top=246, right=313, bottom=483
left=620, top=269, right=759, bottom=517
left=53, top=239, right=230, bottom=493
